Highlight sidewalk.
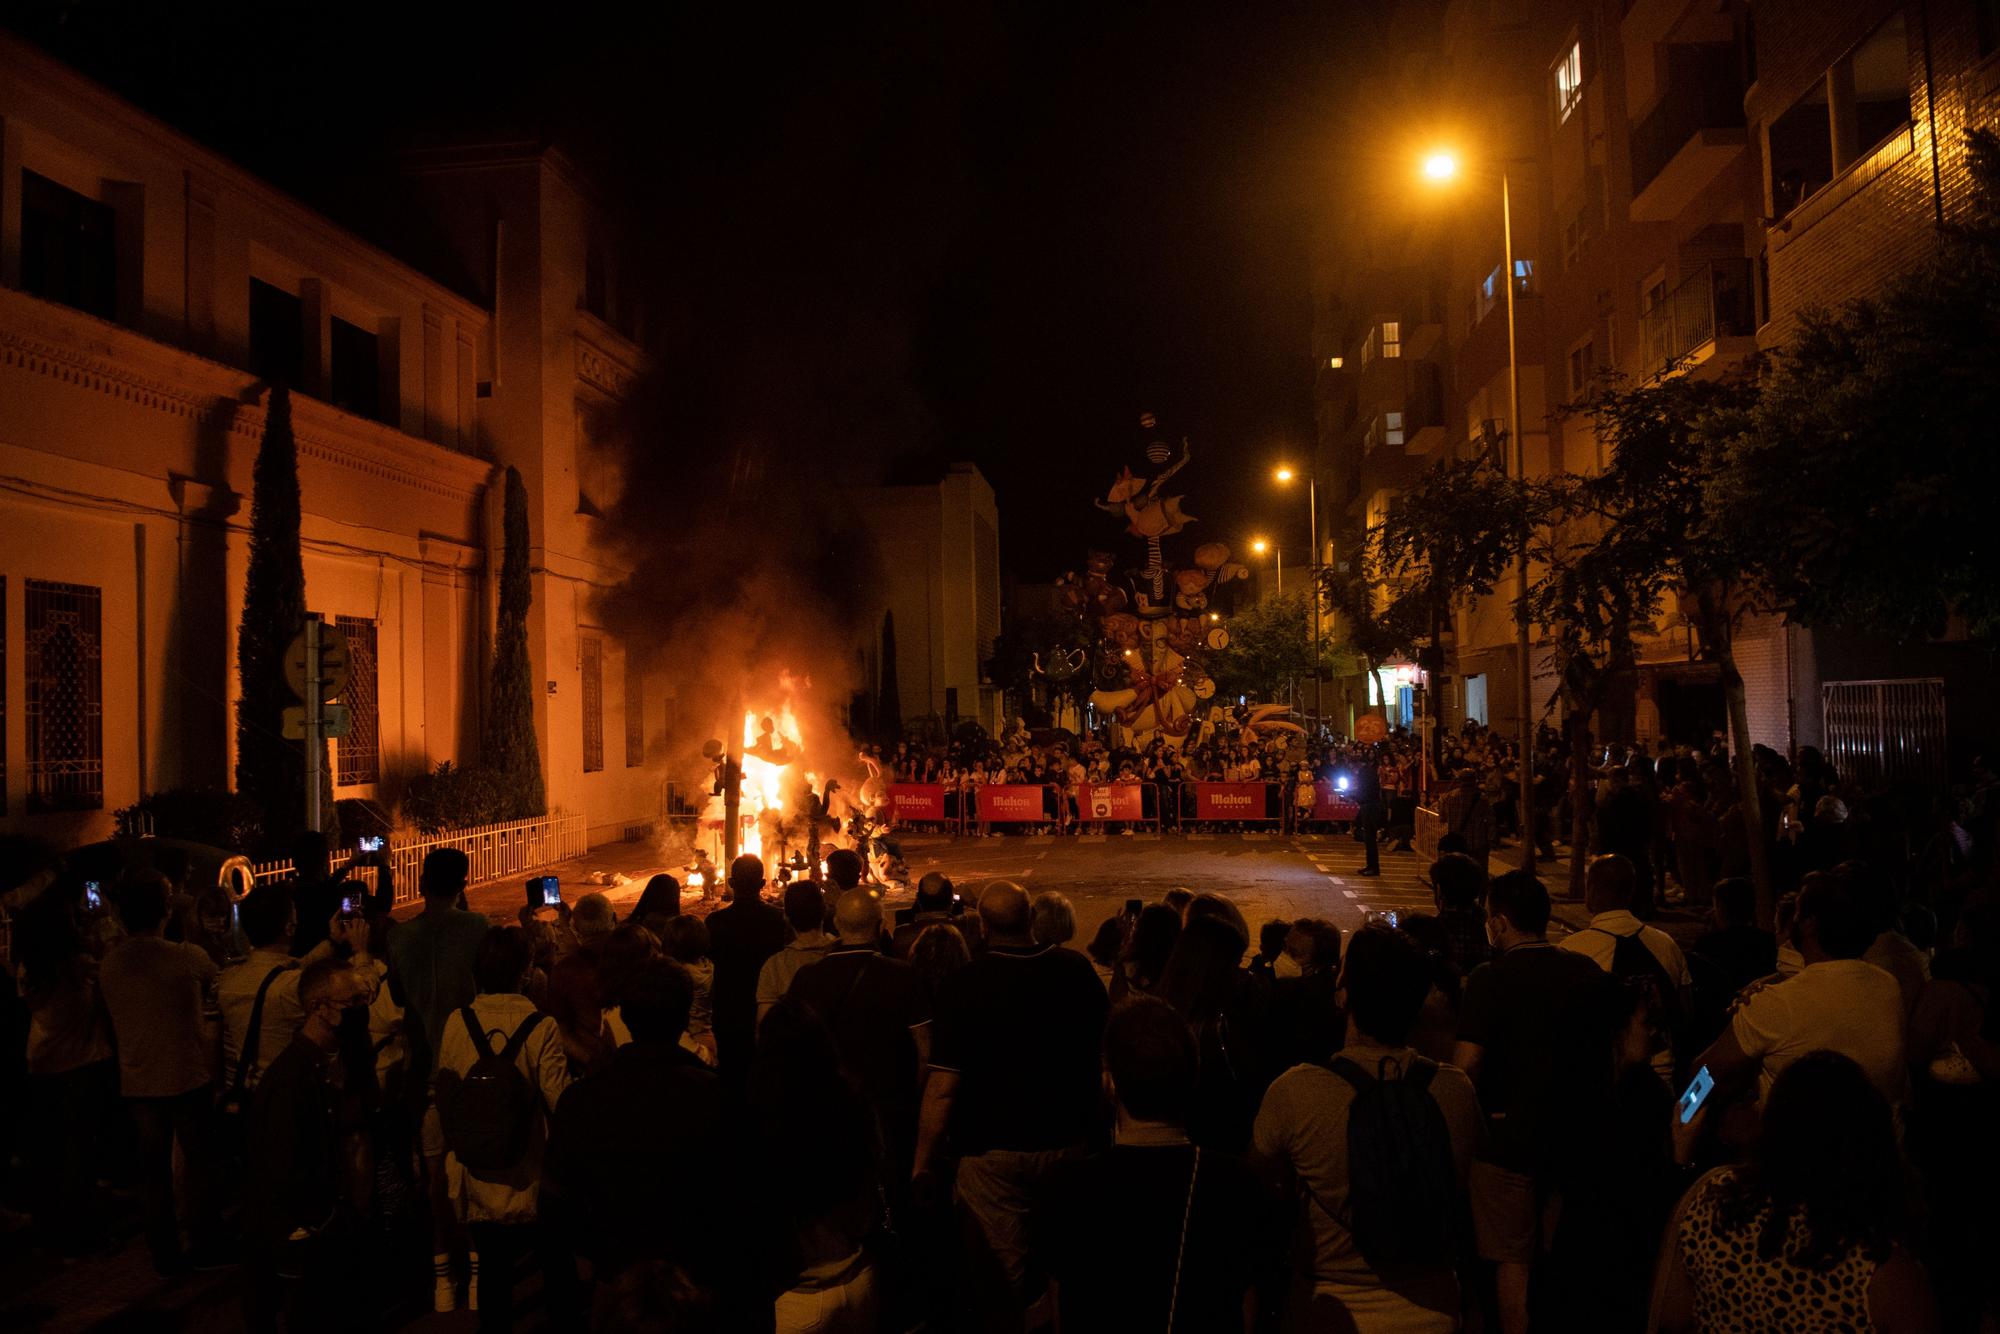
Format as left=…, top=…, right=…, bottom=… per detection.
left=1491, top=843, right=1709, bottom=948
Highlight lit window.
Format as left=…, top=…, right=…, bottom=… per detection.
left=1513, top=258, right=1535, bottom=295
left=1328, top=355, right=1344, bottom=369
left=1555, top=40, right=1583, bottom=121
left=1381, top=321, right=1401, bottom=358
left=1385, top=411, right=1405, bottom=446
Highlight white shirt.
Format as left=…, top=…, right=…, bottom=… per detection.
left=1729, top=958, right=1907, bottom=1106
left=1558, top=909, right=1691, bottom=986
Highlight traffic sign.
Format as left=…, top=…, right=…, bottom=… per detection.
left=1355, top=713, right=1389, bottom=743
left=285, top=623, right=351, bottom=701
left=283, top=703, right=352, bottom=739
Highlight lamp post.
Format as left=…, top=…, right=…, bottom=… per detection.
left=1422, top=149, right=1536, bottom=871
left=1275, top=465, right=1323, bottom=728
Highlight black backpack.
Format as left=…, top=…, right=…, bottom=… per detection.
left=1321, top=1054, right=1458, bottom=1270
left=1591, top=927, right=1688, bottom=1064
left=434, top=1006, right=549, bottom=1172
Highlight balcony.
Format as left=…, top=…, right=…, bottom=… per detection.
left=1641, top=260, right=1756, bottom=376
left=1629, top=44, right=1747, bottom=222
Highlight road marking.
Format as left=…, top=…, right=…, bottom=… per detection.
left=1344, top=889, right=1358, bottom=899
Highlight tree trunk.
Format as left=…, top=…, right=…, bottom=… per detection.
left=1713, top=634, right=1775, bottom=926
left=1565, top=707, right=1593, bottom=900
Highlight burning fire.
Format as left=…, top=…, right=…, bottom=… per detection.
left=739, top=704, right=806, bottom=864
left=684, top=697, right=821, bottom=898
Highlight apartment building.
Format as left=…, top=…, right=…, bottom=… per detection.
left=0, top=35, right=664, bottom=846
left=1313, top=0, right=1995, bottom=775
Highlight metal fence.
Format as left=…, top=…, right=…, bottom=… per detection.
left=1822, top=678, right=1948, bottom=793
left=253, top=811, right=590, bottom=907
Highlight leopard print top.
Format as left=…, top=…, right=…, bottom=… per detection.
left=1676, top=1168, right=1877, bottom=1332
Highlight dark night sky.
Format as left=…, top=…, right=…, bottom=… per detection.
left=5, top=0, right=1362, bottom=582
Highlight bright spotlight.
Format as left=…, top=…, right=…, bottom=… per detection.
left=1422, top=150, right=1460, bottom=182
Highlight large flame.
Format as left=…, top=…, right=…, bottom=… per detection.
left=737, top=704, right=804, bottom=863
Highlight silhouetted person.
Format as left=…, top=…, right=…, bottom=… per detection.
left=704, top=855, right=791, bottom=1080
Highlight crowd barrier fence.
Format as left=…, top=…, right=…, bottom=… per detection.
left=253, top=811, right=589, bottom=907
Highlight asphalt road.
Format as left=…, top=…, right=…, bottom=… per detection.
left=898, top=830, right=1443, bottom=941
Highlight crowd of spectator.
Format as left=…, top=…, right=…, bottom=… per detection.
left=2, top=733, right=1997, bottom=1332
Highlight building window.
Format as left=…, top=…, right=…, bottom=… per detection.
left=1767, top=10, right=1911, bottom=217
left=334, top=616, right=380, bottom=787
left=581, top=634, right=604, bottom=773
left=1568, top=339, right=1596, bottom=399
left=625, top=649, right=645, bottom=768
left=1554, top=40, right=1584, bottom=122
left=249, top=279, right=304, bottom=388
left=1384, top=411, right=1405, bottom=446
left=25, top=579, right=103, bottom=812
left=1361, top=321, right=1402, bottom=365
left=329, top=317, right=382, bottom=421
left=20, top=171, right=117, bottom=321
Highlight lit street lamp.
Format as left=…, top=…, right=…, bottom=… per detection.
left=1422, top=145, right=1536, bottom=871
left=1249, top=537, right=1281, bottom=596
left=1273, top=463, right=1321, bottom=726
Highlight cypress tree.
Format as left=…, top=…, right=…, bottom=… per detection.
left=484, top=466, right=546, bottom=818
left=235, top=385, right=317, bottom=846
left=877, top=610, right=902, bottom=743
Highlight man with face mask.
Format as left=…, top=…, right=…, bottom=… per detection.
left=1450, top=872, right=1605, bottom=1334
left=241, top=956, right=373, bottom=1330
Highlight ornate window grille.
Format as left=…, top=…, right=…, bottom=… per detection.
left=581, top=634, right=604, bottom=773
left=335, top=615, right=381, bottom=786
left=26, top=579, right=103, bottom=812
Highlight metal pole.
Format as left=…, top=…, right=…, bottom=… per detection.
left=304, top=613, right=323, bottom=835
left=1310, top=477, right=1322, bottom=728
left=1502, top=169, right=1535, bottom=872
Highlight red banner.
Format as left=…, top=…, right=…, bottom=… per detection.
left=885, top=784, right=947, bottom=822
left=1312, top=778, right=1361, bottom=823
left=1079, top=782, right=1145, bottom=821
left=979, top=784, right=1053, bottom=823
left=1193, top=782, right=1276, bottom=822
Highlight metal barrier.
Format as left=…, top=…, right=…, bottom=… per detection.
left=972, top=783, right=1065, bottom=833
left=253, top=812, right=589, bottom=906
left=1184, top=781, right=1285, bottom=828
left=1074, top=782, right=1166, bottom=834
left=1414, top=806, right=1444, bottom=862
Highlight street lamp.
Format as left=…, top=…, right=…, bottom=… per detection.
left=1422, top=145, right=1536, bottom=871
left=1249, top=536, right=1281, bottom=595
left=1273, top=464, right=1322, bottom=727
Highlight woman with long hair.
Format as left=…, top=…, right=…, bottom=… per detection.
left=1652, top=1050, right=1937, bottom=1332
left=1110, top=904, right=1180, bottom=1005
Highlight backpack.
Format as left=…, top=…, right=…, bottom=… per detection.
left=434, top=1006, right=549, bottom=1172
left=1321, top=1054, right=1458, bottom=1270
left=1592, top=927, right=1688, bottom=1065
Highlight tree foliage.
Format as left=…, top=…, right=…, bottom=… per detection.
left=1721, top=129, right=2000, bottom=645
left=234, top=386, right=320, bottom=849
left=482, top=465, right=546, bottom=819
left=1209, top=591, right=1327, bottom=703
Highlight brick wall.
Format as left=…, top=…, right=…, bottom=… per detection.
left=1753, top=0, right=1999, bottom=340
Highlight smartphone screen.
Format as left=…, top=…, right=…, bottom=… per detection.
left=83, top=881, right=102, bottom=911
left=1678, top=1065, right=1716, bottom=1124
left=543, top=878, right=562, bottom=906
left=358, top=835, right=384, bottom=853
left=338, top=895, right=359, bottom=919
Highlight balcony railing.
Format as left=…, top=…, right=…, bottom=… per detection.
left=1642, top=260, right=1755, bottom=373
left=1629, top=44, right=1746, bottom=198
